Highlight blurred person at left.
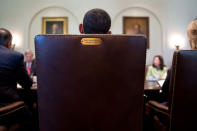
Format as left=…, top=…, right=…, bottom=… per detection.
left=0, top=28, right=35, bottom=130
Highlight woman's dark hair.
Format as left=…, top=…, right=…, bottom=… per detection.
left=152, top=55, right=165, bottom=70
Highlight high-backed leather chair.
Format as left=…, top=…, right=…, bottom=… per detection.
left=169, top=50, right=197, bottom=131
left=35, top=35, right=147, bottom=131
left=147, top=50, right=197, bottom=131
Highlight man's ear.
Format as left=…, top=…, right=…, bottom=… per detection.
left=6, top=41, right=12, bottom=49
left=107, top=31, right=112, bottom=34
left=79, top=24, right=84, bottom=34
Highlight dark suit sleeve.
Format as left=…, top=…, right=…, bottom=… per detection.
left=16, top=54, right=33, bottom=89
left=31, top=60, right=37, bottom=76
left=159, top=69, right=171, bottom=102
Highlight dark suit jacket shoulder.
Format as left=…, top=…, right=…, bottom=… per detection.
left=0, top=45, right=32, bottom=104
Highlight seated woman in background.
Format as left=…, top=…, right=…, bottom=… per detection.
left=146, top=55, right=168, bottom=81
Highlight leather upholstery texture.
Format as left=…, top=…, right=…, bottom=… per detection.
left=35, top=35, right=147, bottom=131
left=169, top=50, right=197, bottom=131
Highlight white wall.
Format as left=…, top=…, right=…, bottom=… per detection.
left=112, top=7, right=163, bottom=65
left=29, top=6, right=79, bottom=52
left=0, top=0, right=197, bottom=67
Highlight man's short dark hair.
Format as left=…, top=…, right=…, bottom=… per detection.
left=0, top=28, right=12, bottom=46
left=83, top=9, right=111, bottom=34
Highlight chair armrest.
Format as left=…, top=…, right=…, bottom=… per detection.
left=0, top=126, right=7, bottom=131
left=0, top=101, right=25, bottom=117
left=147, top=100, right=169, bottom=116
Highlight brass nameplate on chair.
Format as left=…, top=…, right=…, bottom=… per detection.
left=81, top=38, right=102, bottom=45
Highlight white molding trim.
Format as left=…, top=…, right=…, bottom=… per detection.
left=112, top=6, right=164, bottom=53
left=27, top=5, right=79, bottom=49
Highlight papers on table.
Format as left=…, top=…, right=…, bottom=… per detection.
left=157, top=80, right=165, bottom=87
left=17, top=84, right=22, bottom=89
left=17, top=83, right=37, bottom=89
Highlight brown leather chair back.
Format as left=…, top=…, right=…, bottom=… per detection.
left=168, top=52, right=179, bottom=110
left=35, top=35, right=147, bottom=131
left=169, top=50, right=197, bottom=131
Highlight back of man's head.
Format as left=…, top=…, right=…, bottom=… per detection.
left=82, top=8, right=111, bottom=34
left=187, top=19, right=197, bottom=49
left=0, top=28, right=12, bottom=47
